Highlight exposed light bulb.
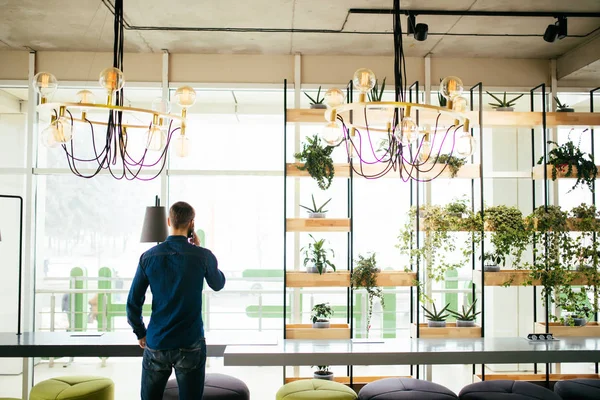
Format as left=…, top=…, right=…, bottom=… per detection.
left=145, top=126, right=167, bottom=152
left=172, top=134, right=191, bottom=157
left=324, top=88, right=345, bottom=108
left=33, top=72, right=58, bottom=100
left=40, top=118, right=73, bottom=148
left=40, top=125, right=58, bottom=148
left=77, top=90, right=96, bottom=104
left=99, top=67, right=125, bottom=92
left=452, top=96, right=468, bottom=112
left=456, top=133, right=477, bottom=157
left=352, top=68, right=376, bottom=94
left=394, top=117, right=419, bottom=145
left=440, top=76, right=464, bottom=100
left=174, top=86, right=197, bottom=108
left=419, top=140, right=432, bottom=162
left=321, top=122, right=343, bottom=146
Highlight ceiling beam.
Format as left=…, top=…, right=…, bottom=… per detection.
left=557, top=34, right=600, bottom=80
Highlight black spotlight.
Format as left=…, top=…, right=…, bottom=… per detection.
left=544, top=16, right=567, bottom=43
left=414, top=23, right=429, bottom=41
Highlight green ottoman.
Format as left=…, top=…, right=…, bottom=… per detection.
left=30, top=376, right=114, bottom=400
left=276, top=379, right=357, bottom=400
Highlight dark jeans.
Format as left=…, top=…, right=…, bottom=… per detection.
left=141, top=338, right=206, bottom=400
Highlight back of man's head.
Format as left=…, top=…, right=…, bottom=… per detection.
left=169, top=201, right=195, bottom=230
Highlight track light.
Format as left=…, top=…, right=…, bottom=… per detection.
left=544, top=16, right=567, bottom=43
left=407, top=14, right=428, bottom=41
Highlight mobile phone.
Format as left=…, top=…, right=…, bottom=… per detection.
left=187, top=228, right=194, bottom=239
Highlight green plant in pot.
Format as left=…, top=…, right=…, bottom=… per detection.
left=556, top=289, right=593, bottom=327
left=483, top=205, right=530, bottom=271
left=570, top=203, right=599, bottom=233
left=445, top=198, right=469, bottom=218
left=480, top=252, right=503, bottom=272
left=301, top=234, right=336, bottom=275
left=555, top=96, right=574, bottom=112
left=311, top=302, right=334, bottom=329
left=540, top=140, right=597, bottom=192
left=313, top=365, right=333, bottom=380
left=304, top=86, right=326, bottom=109
left=367, top=77, right=386, bottom=102
left=300, top=195, right=331, bottom=219
left=434, top=154, right=466, bottom=178
left=294, top=135, right=335, bottom=190
left=422, top=303, right=450, bottom=328
left=351, top=253, right=384, bottom=337
left=449, top=299, right=481, bottom=327
left=486, top=91, right=524, bottom=112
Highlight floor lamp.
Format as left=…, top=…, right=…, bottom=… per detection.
left=0, top=195, right=24, bottom=336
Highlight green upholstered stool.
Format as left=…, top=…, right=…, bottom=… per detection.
left=0, top=398, right=21, bottom=399
left=276, top=379, right=357, bottom=400
left=30, top=376, right=114, bottom=400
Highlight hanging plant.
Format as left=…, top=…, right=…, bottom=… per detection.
left=294, top=135, right=336, bottom=190
left=483, top=205, right=530, bottom=269
left=434, top=154, right=466, bottom=178
left=540, top=139, right=597, bottom=192
left=351, top=253, right=384, bottom=337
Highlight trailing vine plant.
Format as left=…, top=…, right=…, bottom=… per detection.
left=294, top=135, right=335, bottom=190
left=435, top=154, right=466, bottom=178
left=540, top=138, right=597, bottom=192
left=483, top=205, right=530, bottom=268
left=351, top=253, right=384, bottom=337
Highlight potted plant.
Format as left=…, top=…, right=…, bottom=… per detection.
left=313, top=365, right=333, bottom=380
left=311, top=302, right=333, bottom=328
left=294, top=135, right=335, bottom=190
left=445, top=198, right=469, bottom=218
left=449, top=300, right=481, bottom=327
left=557, top=290, right=593, bottom=327
left=483, top=205, right=530, bottom=270
left=555, top=96, right=575, bottom=112
left=434, top=154, right=466, bottom=178
left=367, top=77, right=386, bottom=102
left=486, top=91, right=524, bottom=111
left=480, top=252, right=502, bottom=272
left=300, top=195, right=331, bottom=218
left=540, top=140, right=597, bottom=192
left=301, top=234, right=336, bottom=275
left=570, top=203, right=599, bottom=232
left=351, top=253, right=384, bottom=337
left=422, top=303, right=450, bottom=327
left=304, top=86, right=326, bottom=109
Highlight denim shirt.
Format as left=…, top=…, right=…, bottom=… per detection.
left=126, top=235, right=226, bottom=350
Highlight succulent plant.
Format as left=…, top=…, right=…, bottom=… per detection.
left=449, top=300, right=481, bottom=321
left=422, top=303, right=450, bottom=322
left=486, top=91, right=524, bottom=108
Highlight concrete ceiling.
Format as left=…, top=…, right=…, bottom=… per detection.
left=0, top=0, right=599, bottom=58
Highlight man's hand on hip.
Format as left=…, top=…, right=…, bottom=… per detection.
left=139, top=337, right=146, bottom=349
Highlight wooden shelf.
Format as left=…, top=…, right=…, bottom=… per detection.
left=535, top=322, right=600, bottom=338
left=353, top=163, right=481, bottom=179
left=474, top=373, right=600, bottom=383
left=467, top=111, right=600, bottom=128
left=377, top=271, right=417, bottom=287
left=286, top=108, right=600, bottom=128
left=532, top=164, right=599, bottom=180
left=410, top=322, right=481, bottom=338
left=286, top=271, right=350, bottom=287
left=473, top=270, right=590, bottom=287
left=286, top=163, right=350, bottom=178
left=286, top=218, right=351, bottom=232
left=286, top=323, right=350, bottom=339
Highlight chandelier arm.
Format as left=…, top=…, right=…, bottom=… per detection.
left=59, top=111, right=109, bottom=163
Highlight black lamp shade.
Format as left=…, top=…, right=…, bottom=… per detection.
left=140, top=206, right=168, bottom=243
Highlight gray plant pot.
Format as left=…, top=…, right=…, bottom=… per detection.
left=308, top=212, right=326, bottom=219
left=310, top=103, right=327, bottom=109
left=484, top=265, right=501, bottom=272
left=456, top=320, right=476, bottom=327
left=312, top=321, right=330, bottom=329
left=313, top=371, right=334, bottom=380
left=495, top=107, right=514, bottom=112
left=557, top=108, right=574, bottom=112
left=427, top=320, right=446, bottom=328
left=564, top=317, right=587, bottom=327
left=307, top=266, right=319, bottom=274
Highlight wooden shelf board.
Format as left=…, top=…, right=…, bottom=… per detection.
left=286, top=271, right=350, bottom=287
left=354, top=163, right=481, bottom=179
left=377, top=271, right=417, bottom=287
left=473, top=270, right=590, bottom=287
left=286, top=163, right=350, bottom=178
left=532, top=164, right=600, bottom=180
left=286, top=218, right=351, bottom=232
left=410, top=322, right=481, bottom=339
left=535, top=322, right=600, bottom=338
left=286, top=323, right=350, bottom=339
left=286, top=108, right=327, bottom=123
left=474, top=373, right=600, bottom=382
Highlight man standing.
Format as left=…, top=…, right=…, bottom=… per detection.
left=127, top=201, right=226, bottom=400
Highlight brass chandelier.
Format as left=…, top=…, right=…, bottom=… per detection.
left=33, top=0, right=193, bottom=180
left=317, top=0, right=475, bottom=181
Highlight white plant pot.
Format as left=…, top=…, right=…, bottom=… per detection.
left=495, top=107, right=514, bottom=112
left=308, top=212, right=326, bottom=219
left=427, top=320, right=446, bottom=328
left=456, top=320, right=476, bottom=327
left=313, top=371, right=334, bottom=380
left=310, top=103, right=327, bottom=109
left=312, top=321, right=330, bottom=329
